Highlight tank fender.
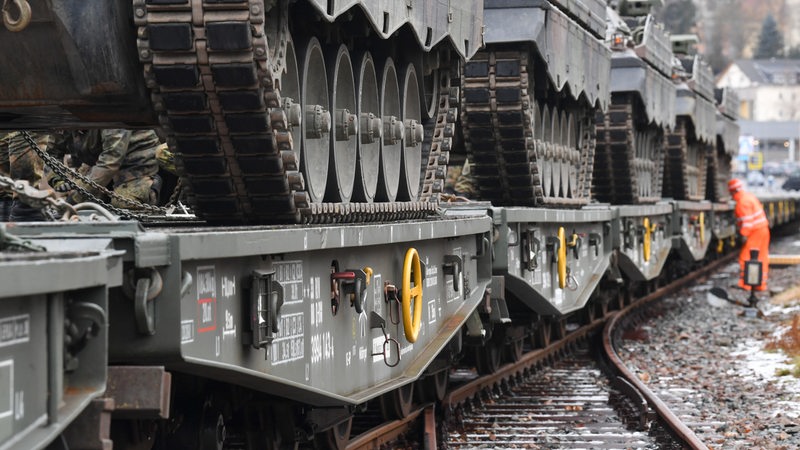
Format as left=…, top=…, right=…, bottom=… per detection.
left=483, top=5, right=610, bottom=110
left=610, top=62, right=676, bottom=129
left=303, top=0, right=483, bottom=59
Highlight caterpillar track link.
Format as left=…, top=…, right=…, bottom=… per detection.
left=461, top=49, right=595, bottom=208
left=594, top=98, right=664, bottom=204
left=663, top=118, right=707, bottom=202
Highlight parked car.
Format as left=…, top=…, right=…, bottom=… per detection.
left=747, top=171, right=766, bottom=187
left=783, top=172, right=800, bottom=191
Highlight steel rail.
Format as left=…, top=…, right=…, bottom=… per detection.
left=602, top=252, right=737, bottom=450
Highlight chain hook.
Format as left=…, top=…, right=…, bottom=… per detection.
left=3, top=0, right=31, bottom=32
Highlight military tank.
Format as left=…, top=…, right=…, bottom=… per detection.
left=460, top=0, right=610, bottom=207
left=0, top=0, right=483, bottom=224
left=593, top=0, right=676, bottom=204
left=709, top=87, right=739, bottom=202
left=662, top=35, right=717, bottom=201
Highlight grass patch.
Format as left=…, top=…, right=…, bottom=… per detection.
left=766, top=315, right=800, bottom=377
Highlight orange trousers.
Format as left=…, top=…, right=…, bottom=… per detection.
left=738, top=226, right=770, bottom=291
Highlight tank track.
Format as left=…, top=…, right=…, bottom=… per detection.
left=460, top=49, right=594, bottom=207
left=662, top=118, right=707, bottom=201
left=706, top=147, right=731, bottom=203
left=594, top=99, right=664, bottom=204
left=133, top=0, right=453, bottom=224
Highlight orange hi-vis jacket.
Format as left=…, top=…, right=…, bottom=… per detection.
left=732, top=189, right=770, bottom=290
left=733, top=190, right=769, bottom=236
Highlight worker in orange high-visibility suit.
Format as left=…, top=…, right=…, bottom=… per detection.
left=729, top=179, right=770, bottom=291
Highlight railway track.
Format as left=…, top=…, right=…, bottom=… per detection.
left=332, top=253, right=736, bottom=449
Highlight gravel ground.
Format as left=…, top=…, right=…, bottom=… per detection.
left=618, top=230, right=800, bottom=450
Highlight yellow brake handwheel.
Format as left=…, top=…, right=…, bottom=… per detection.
left=557, top=227, right=567, bottom=289
left=643, top=218, right=651, bottom=262
left=401, top=248, right=423, bottom=343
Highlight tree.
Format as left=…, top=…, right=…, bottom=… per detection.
left=754, top=14, right=784, bottom=59
left=656, top=0, right=697, bottom=35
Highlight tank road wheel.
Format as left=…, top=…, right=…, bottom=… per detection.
left=380, top=382, right=415, bottom=419
left=422, top=67, right=440, bottom=121
left=313, top=417, right=352, bottom=450
left=377, top=59, right=402, bottom=202
left=474, top=338, right=502, bottom=375
left=565, top=111, right=578, bottom=198
left=281, top=38, right=302, bottom=158
left=541, top=106, right=553, bottom=198
left=399, top=64, right=423, bottom=201
left=327, top=45, right=358, bottom=202
left=635, top=130, right=647, bottom=199
left=353, top=52, right=381, bottom=202
left=552, top=109, right=563, bottom=198
left=300, top=37, right=332, bottom=203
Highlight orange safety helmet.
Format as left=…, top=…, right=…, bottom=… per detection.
left=728, top=178, right=744, bottom=193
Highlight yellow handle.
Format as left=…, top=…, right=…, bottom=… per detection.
left=401, top=248, right=423, bottom=343
left=717, top=239, right=724, bottom=254
left=557, top=227, right=567, bottom=289
left=363, top=267, right=373, bottom=284
left=698, top=212, right=705, bottom=244
left=643, top=218, right=652, bottom=262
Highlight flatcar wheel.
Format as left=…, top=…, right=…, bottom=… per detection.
left=353, top=52, right=381, bottom=202
left=504, top=337, right=524, bottom=363
left=313, top=417, right=352, bottom=450
left=399, top=63, right=423, bottom=201
left=377, top=58, right=402, bottom=202
left=475, top=339, right=502, bottom=375
left=301, top=37, right=331, bottom=203
left=530, top=320, right=551, bottom=349
left=552, top=319, right=567, bottom=340
left=327, top=45, right=357, bottom=202
left=418, top=369, right=449, bottom=402
left=598, top=298, right=610, bottom=317
left=380, top=382, right=414, bottom=420
left=582, top=302, right=597, bottom=324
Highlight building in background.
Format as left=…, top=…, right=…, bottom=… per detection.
left=716, top=59, right=800, bottom=120
left=717, top=59, right=800, bottom=165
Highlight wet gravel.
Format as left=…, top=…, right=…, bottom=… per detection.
left=618, top=230, right=800, bottom=450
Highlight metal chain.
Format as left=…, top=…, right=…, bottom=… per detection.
left=0, top=174, right=76, bottom=218
left=20, top=131, right=166, bottom=219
